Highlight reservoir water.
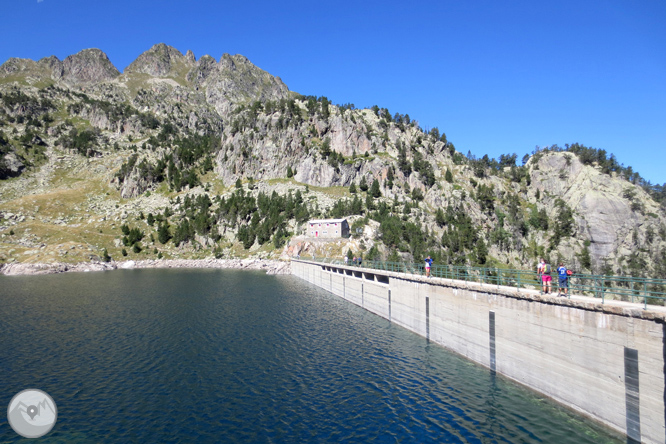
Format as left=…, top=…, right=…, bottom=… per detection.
left=0, top=269, right=623, bottom=443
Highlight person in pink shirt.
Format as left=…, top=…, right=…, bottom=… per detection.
left=538, top=258, right=552, bottom=294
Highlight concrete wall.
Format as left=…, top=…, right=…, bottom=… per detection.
left=292, top=260, right=666, bottom=444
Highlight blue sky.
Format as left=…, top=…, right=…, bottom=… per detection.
left=3, top=0, right=665, bottom=183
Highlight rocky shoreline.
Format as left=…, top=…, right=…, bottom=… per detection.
left=0, top=258, right=291, bottom=276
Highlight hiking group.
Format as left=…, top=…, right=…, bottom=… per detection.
left=538, top=258, right=572, bottom=296
left=338, top=253, right=573, bottom=294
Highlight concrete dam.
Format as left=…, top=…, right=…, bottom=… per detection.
left=291, top=259, right=666, bottom=444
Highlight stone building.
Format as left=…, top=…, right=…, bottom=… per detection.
left=307, top=219, right=350, bottom=238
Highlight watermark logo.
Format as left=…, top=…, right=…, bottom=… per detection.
left=7, top=389, right=57, bottom=438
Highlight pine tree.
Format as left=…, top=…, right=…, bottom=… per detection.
left=359, top=176, right=368, bottom=192
left=476, top=239, right=488, bottom=264
left=349, top=182, right=357, bottom=194
left=370, top=179, right=381, bottom=198
left=579, top=245, right=592, bottom=270
left=320, top=97, right=330, bottom=119
left=365, top=194, right=374, bottom=211
left=445, top=168, right=453, bottom=183
left=388, top=249, right=400, bottom=262
left=435, top=208, right=446, bottom=227
left=158, top=222, right=172, bottom=244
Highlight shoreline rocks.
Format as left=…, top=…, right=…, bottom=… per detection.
left=0, top=258, right=291, bottom=276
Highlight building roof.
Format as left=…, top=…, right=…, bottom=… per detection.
left=308, top=219, right=347, bottom=224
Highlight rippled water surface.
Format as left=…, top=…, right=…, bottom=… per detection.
left=1, top=269, right=623, bottom=443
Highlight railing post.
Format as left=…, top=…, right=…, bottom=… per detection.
left=517, top=271, right=521, bottom=291
left=594, top=276, right=599, bottom=303
left=644, top=281, right=648, bottom=309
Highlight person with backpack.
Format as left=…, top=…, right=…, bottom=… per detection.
left=557, top=262, right=569, bottom=296
left=424, top=256, right=433, bottom=277
left=538, top=258, right=552, bottom=294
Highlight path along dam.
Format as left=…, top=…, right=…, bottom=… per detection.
left=291, top=259, right=666, bottom=444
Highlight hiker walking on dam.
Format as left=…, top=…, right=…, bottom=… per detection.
left=425, top=256, right=433, bottom=277
left=538, top=258, right=552, bottom=294
left=557, top=262, right=569, bottom=296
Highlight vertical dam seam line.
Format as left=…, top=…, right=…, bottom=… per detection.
left=489, top=311, right=496, bottom=375
left=625, top=347, right=641, bottom=443
left=426, top=296, right=430, bottom=341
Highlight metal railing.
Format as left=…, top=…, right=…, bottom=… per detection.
left=304, top=257, right=666, bottom=308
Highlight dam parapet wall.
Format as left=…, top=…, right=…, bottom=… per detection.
left=292, top=259, right=666, bottom=444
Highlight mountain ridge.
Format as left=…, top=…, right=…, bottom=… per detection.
left=0, top=44, right=665, bottom=284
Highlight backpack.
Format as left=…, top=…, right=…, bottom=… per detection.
left=544, top=263, right=551, bottom=274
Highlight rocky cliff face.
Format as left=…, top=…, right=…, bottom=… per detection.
left=124, top=43, right=190, bottom=77
left=0, top=49, right=120, bottom=85
left=0, top=56, right=61, bottom=81
left=527, top=152, right=662, bottom=267
left=0, top=44, right=664, bottom=277
left=188, top=53, right=291, bottom=115
left=62, top=49, right=120, bottom=84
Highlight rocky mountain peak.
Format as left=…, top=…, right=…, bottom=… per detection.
left=0, top=57, right=38, bottom=76
left=182, top=51, right=291, bottom=114
left=38, top=56, right=64, bottom=79
left=0, top=55, right=63, bottom=81
left=185, top=50, right=196, bottom=63
left=219, top=53, right=239, bottom=70
left=124, top=43, right=192, bottom=77
left=185, top=54, right=217, bottom=85
left=62, top=48, right=119, bottom=84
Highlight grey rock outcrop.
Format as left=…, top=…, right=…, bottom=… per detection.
left=118, top=169, right=152, bottom=199
left=0, top=152, right=25, bottom=179
left=529, top=152, right=664, bottom=267
left=38, top=56, right=64, bottom=79
left=124, top=43, right=191, bottom=77
left=0, top=57, right=38, bottom=76
left=188, top=53, right=291, bottom=114
left=185, top=50, right=196, bottom=64
left=62, top=49, right=120, bottom=84
left=0, top=56, right=61, bottom=80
